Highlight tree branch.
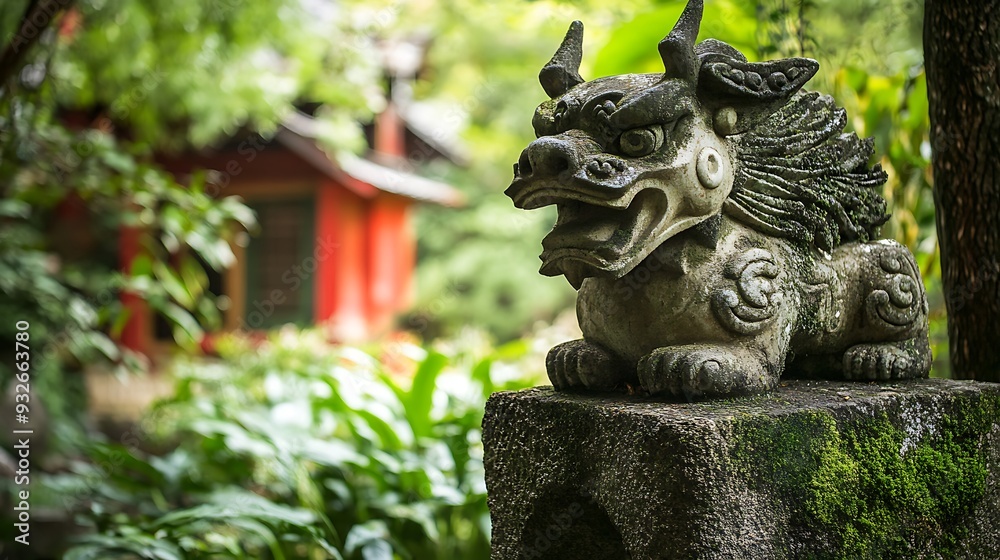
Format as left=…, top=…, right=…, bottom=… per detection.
left=0, top=0, right=75, bottom=89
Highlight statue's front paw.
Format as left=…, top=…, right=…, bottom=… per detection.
left=638, top=347, right=736, bottom=399
left=638, top=345, right=773, bottom=400
left=843, top=343, right=915, bottom=380
left=546, top=339, right=626, bottom=390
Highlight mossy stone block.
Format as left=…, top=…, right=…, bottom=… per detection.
left=483, top=379, right=1000, bottom=559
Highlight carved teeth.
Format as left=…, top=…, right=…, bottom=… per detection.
left=746, top=71, right=763, bottom=90
left=587, top=160, right=614, bottom=176
left=587, top=158, right=626, bottom=176
left=728, top=68, right=745, bottom=84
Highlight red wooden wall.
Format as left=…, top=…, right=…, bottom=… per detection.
left=117, top=103, right=422, bottom=352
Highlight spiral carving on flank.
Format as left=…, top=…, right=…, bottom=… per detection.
left=866, top=248, right=926, bottom=329
left=712, top=248, right=783, bottom=335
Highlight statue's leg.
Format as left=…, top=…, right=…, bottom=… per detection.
left=546, top=339, right=632, bottom=390
left=632, top=246, right=793, bottom=399
left=840, top=240, right=931, bottom=380
left=637, top=343, right=781, bottom=400
left=843, top=336, right=931, bottom=380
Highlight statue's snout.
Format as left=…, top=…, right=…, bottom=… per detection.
left=516, top=136, right=577, bottom=179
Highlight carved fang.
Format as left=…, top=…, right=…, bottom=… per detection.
left=659, top=0, right=703, bottom=81
left=540, top=21, right=585, bottom=98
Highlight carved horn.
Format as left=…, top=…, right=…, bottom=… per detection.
left=659, top=0, right=703, bottom=81
left=539, top=20, right=585, bottom=98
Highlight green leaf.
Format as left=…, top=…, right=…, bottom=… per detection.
left=403, top=351, right=448, bottom=440
left=99, top=149, right=137, bottom=174
left=0, top=199, right=30, bottom=218
left=904, top=73, right=928, bottom=130
left=81, top=441, right=166, bottom=488
left=64, top=533, right=184, bottom=560
left=153, top=489, right=317, bottom=529
left=178, top=254, right=209, bottom=301
left=345, top=520, right=394, bottom=560
left=353, top=409, right=405, bottom=451
left=471, top=358, right=494, bottom=397
left=362, top=541, right=394, bottom=560
left=188, top=418, right=274, bottom=457
left=220, top=196, right=258, bottom=230
left=85, top=331, right=122, bottom=361
left=159, top=302, right=203, bottom=348
left=302, top=438, right=365, bottom=467
left=153, top=261, right=194, bottom=308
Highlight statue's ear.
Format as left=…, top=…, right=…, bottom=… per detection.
left=697, top=53, right=819, bottom=135
left=540, top=21, right=585, bottom=98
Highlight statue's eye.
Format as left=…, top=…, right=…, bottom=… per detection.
left=618, top=125, right=664, bottom=157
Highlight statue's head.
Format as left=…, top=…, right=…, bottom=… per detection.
left=505, top=0, right=887, bottom=288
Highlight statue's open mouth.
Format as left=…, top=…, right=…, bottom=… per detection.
left=505, top=173, right=638, bottom=211
left=537, top=189, right=668, bottom=288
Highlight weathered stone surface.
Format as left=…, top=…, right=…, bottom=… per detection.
left=484, top=379, right=1000, bottom=559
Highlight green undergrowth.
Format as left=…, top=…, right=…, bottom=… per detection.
left=14, top=329, right=542, bottom=559
left=730, top=393, right=1000, bottom=559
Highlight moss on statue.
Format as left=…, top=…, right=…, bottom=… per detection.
left=730, top=393, right=1000, bottom=559
left=486, top=381, right=1000, bottom=559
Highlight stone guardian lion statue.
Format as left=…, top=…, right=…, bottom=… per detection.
left=504, top=0, right=931, bottom=399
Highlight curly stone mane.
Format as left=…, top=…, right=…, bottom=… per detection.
left=723, top=91, right=889, bottom=253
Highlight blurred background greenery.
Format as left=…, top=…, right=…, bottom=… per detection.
left=0, top=0, right=940, bottom=557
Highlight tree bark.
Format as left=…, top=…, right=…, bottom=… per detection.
left=0, top=0, right=75, bottom=89
left=925, top=1, right=1000, bottom=380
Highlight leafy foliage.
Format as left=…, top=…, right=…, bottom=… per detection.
left=30, top=330, right=540, bottom=559
left=0, top=0, right=393, bottom=450
left=0, top=101, right=255, bottom=434
left=36, top=0, right=388, bottom=151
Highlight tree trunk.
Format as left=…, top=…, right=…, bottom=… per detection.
left=925, top=1, right=1000, bottom=380
left=0, top=0, right=75, bottom=89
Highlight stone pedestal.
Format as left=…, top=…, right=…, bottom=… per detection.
left=483, top=379, right=1000, bottom=560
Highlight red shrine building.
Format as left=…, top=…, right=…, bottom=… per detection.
left=117, top=97, right=464, bottom=357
